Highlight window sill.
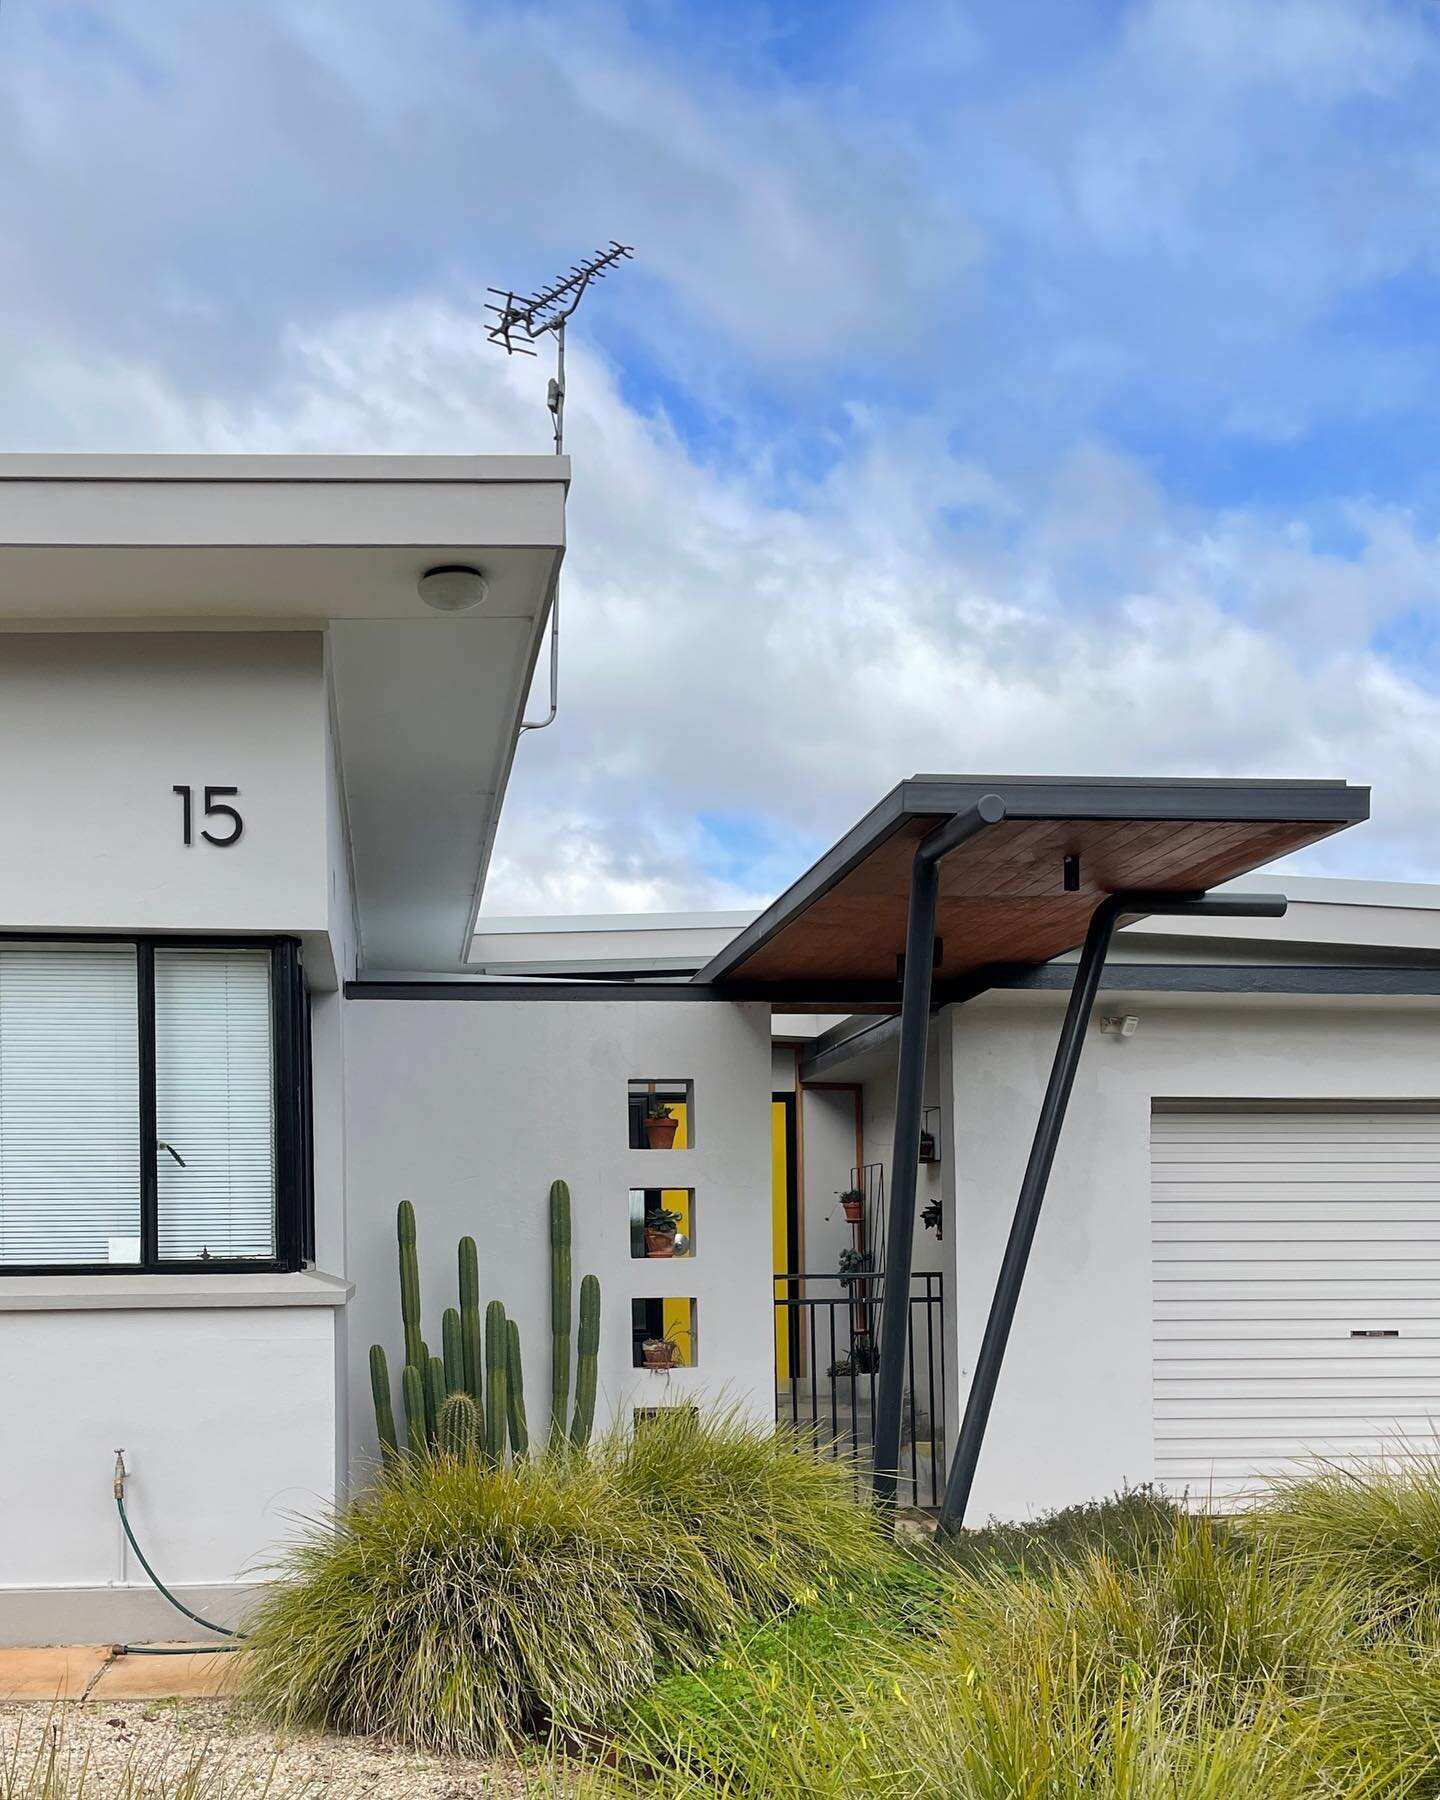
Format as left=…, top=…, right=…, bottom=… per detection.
left=0, top=1269, right=353, bottom=1313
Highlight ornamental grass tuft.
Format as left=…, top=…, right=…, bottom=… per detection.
left=1253, top=1450, right=1440, bottom=1632
left=614, top=1404, right=891, bottom=1617
left=240, top=1409, right=891, bottom=1755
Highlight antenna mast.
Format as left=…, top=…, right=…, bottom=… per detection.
left=486, top=239, right=632, bottom=454
left=486, top=241, right=633, bottom=734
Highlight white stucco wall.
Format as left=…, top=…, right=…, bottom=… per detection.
left=0, top=632, right=331, bottom=938
left=945, top=993, right=1440, bottom=1524
left=0, top=1298, right=339, bottom=1641
left=341, top=997, right=774, bottom=1473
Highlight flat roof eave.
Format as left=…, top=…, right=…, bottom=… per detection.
left=698, top=774, right=1370, bottom=990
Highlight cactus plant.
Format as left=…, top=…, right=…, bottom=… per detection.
left=397, top=1200, right=424, bottom=1375
left=402, top=1363, right=427, bottom=1459
left=549, top=1179, right=572, bottom=1450
left=436, top=1391, right=479, bottom=1459
left=420, top=1338, right=437, bottom=1437
left=459, top=1236, right=483, bottom=1401
left=484, top=1301, right=509, bottom=1465
left=426, top=1355, right=446, bottom=1443
left=506, top=1317, right=529, bottom=1458
left=570, top=1273, right=600, bottom=1449
left=369, top=1343, right=398, bottom=1460
left=442, top=1307, right=464, bottom=1397
left=377, top=1181, right=600, bottom=1468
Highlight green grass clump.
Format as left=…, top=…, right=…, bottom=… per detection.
left=943, top=1510, right=1353, bottom=1726
left=241, top=1446, right=733, bottom=1754
left=241, top=1409, right=891, bottom=1756
left=1254, top=1452, right=1440, bottom=1630
left=618, top=1554, right=947, bottom=1778
left=940, top=1483, right=1187, bottom=1578
left=615, top=1406, right=892, bottom=1617
left=1, top=1719, right=279, bottom=1799
left=574, top=1506, right=1398, bottom=1798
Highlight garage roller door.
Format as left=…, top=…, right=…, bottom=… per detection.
left=1152, top=1105, right=1440, bottom=1501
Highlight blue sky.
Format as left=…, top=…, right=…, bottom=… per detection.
left=2, top=0, right=1440, bottom=911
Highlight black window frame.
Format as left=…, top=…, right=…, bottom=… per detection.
left=0, top=933, right=312, bottom=1276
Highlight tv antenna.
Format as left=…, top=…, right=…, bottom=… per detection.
left=486, top=242, right=632, bottom=736
left=486, top=239, right=632, bottom=455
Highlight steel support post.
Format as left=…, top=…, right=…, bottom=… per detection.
left=935, top=887, right=1287, bottom=1535
left=872, top=794, right=1006, bottom=1509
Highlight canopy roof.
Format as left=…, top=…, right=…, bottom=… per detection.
left=697, top=775, right=1369, bottom=997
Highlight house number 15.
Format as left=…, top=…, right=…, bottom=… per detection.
left=173, top=785, right=244, bottom=847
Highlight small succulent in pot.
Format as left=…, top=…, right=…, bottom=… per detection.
left=643, top=1206, right=683, bottom=1258
left=641, top=1336, right=681, bottom=1369
left=838, top=1187, right=865, bottom=1224
left=837, top=1246, right=872, bottom=1288
left=643, top=1098, right=680, bottom=1149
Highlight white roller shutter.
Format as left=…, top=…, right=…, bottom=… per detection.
left=1152, top=1105, right=1440, bottom=1502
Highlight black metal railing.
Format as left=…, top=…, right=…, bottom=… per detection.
left=774, top=1269, right=945, bottom=1509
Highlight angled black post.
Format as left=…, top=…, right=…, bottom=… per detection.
left=872, top=793, right=1006, bottom=1511
left=935, top=886, right=1288, bottom=1536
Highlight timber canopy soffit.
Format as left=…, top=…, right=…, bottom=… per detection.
left=695, top=775, right=1371, bottom=1008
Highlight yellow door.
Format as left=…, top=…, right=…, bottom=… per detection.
left=773, top=1097, right=793, bottom=1381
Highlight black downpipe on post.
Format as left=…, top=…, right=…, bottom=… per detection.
left=872, top=794, right=1006, bottom=1510
left=934, top=885, right=1288, bottom=1536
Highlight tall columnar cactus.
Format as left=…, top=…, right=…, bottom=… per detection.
left=484, top=1301, right=509, bottom=1466
left=369, top=1344, right=398, bottom=1461
left=402, top=1363, right=428, bottom=1459
left=426, top=1354, right=447, bottom=1442
left=570, top=1273, right=601, bottom=1449
left=506, top=1317, right=529, bottom=1459
left=459, top=1237, right=484, bottom=1406
left=437, top=1391, right=479, bottom=1459
left=549, top=1180, right=572, bottom=1450
left=442, top=1307, right=465, bottom=1397
left=379, top=1181, right=599, bottom=1469
left=397, top=1200, right=424, bottom=1375
left=420, top=1338, right=437, bottom=1437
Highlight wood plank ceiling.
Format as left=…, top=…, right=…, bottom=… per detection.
left=711, top=790, right=1366, bottom=991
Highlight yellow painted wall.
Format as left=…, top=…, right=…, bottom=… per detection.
left=662, top=1101, right=691, bottom=1359
left=772, top=1099, right=790, bottom=1381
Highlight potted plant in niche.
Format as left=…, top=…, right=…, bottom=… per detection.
left=838, top=1186, right=865, bottom=1225
left=644, top=1098, right=680, bottom=1150
left=642, top=1337, right=682, bottom=1369
left=644, top=1206, right=683, bottom=1258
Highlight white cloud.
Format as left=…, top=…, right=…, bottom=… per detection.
left=60, top=292, right=1440, bottom=908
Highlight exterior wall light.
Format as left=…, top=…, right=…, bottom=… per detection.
left=417, top=565, right=489, bottom=613
left=1100, top=1014, right=1140, bottom=1037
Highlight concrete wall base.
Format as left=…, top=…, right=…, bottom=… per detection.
left=0, top=1583, right=261, bottom=1648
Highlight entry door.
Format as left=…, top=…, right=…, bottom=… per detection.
left=1152, top=1105, right=1440, bottom=1502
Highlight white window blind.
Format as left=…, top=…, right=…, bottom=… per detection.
left=0, top=945, right=141, bottom=1266
left=155, top=949, right=276, bottom=1261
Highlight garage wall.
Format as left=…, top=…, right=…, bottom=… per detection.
left=342, top=996, right=774, bottom=1475
left=943, top=995, right=1440, bottom=1524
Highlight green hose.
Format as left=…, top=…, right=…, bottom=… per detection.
left=112, top=1456, right=246, bottom=1655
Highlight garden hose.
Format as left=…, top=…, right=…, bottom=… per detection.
left=112, top=1452, right=245, bottom=1654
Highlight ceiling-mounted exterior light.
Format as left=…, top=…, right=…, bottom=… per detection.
left=417, top=565, right=489, bottom=614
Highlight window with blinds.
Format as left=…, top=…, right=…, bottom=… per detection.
left=0, top=937, right=303, bottom=1272
left=155, top=948, right=276, bottom=1262
left=0, top=945, right=142, bottom=1266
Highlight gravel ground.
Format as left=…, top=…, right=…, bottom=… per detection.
left=1, top=1700, right=554, bottom=1796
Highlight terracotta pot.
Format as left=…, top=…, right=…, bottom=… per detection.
left=644, top=1227, right=676, bottom=1258
left=642, top=1338, right=678, bottom=1369
left=645, top=1114, right=680, bottom=1149
left=841, top=1198, right=864, bottom=1224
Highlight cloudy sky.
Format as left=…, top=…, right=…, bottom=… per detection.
left=4, top=0, right=1440, bottom=914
